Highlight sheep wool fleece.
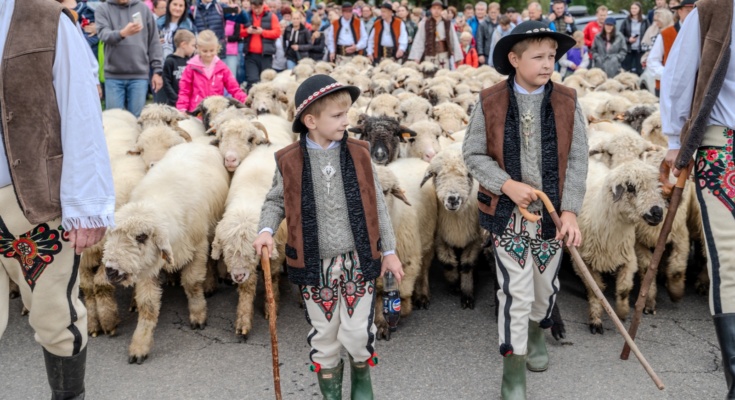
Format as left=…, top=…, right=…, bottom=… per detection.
left=301, top=251, right=378, bottom=370
left=695, top=125, right=735, bottom=316
left=0, top=185, right=87, bottom=357
left=492, top=207, right=564, bottom=356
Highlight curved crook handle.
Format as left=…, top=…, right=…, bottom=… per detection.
left=518, top=190, right=556, bottom=223
left=660, top=161, right=693, bottom=197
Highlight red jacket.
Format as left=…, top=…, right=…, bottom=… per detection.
left=176, top=56, right=247, bottom=112
left=461, top=46, right=479, bottom=68
left=583, top=21, right=602, bottom=54
left=240, top=5, right=282, bottom=55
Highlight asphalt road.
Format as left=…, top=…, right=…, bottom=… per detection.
left=0, top=259, right=725, bottom=399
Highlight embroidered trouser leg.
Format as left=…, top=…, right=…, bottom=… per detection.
left=695, top=126, right=735, bottom=316
left=424, top=52, right=451, bottom=70
left=0, top=185, right=87, bottom=357
left=301, top=251, right=377, bottom=369
left=492, top=208, right=563, bottom=356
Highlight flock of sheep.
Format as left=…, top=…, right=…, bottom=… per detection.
left=6, top=56, right=709, bottom=364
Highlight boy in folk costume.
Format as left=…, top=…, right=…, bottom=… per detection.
left=253, top=75, right=403, bottom=399
left=462, top=21, right=588, bottom=399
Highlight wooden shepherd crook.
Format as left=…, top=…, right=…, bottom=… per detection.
left=261, top=246, right=282, bottom=400
left=620, top=163, right=693, bottom=361
left=519, top=190, right=665, bottom=391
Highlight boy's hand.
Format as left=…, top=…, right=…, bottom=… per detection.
left=253, top=231, right=274, bottom=257
left=380, top=254, right=404, bottom=284
left=556, top=211, right=582, bottom=247
left=501, top=180, right=539, bottom=209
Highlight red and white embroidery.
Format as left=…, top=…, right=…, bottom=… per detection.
left=294, top=82, right=345, bottom=117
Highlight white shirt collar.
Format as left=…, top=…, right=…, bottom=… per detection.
left=514, top=78, right=544, bottom=95
left=306, top=134, right=340, bottom=150
left=341, top=16, right=352, bottom=24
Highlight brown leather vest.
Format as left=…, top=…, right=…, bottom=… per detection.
left=425, top=17, right=451, bottom=57
left=275, top=138, right=381, bottom=285
left=477, top=81, right=576, bottom=234
left=1, top=0, right=74, bottom=224
left=676, top=0, right=733, bottom=169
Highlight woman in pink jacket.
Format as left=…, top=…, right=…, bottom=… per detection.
left=176, top=30, right=248, bottom=113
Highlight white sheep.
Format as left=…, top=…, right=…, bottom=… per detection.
left=403, top=120, right=443, bottom=162
left=210, top=118, right=271, bottom=171
left=368, top=93, right=402, bottom=119
left=421, top=147, right=482, bottom=309
left=562, top=74, right=594, bottom=97
left=584, top=68, right=608, bottom=87
left=432, top=102, right=469, bottom=136
left=292, top=63, right=315, bottom=82
left=246, top=82, right=289, bottom=118
left=192, top=95, right=247, bottom=131
left=103, top=110, right=141, bottom=161
left=127, top=125, right=194, bottom=169
left=399, top=95, right=432, bottom=125
left=613, top=71, right=640, bottom=90
left=641, top=111, right=667, bottom=147
left=102, top=143, right=230, bottom=363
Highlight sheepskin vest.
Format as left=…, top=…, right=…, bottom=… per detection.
left=477, top=79, right=576, bottom=240
left=1, top=0, right=74, bottom=224
left=332, top=16, right=364, bottom=55
left=275, top=135, right=382, bottom=286
left=654, top=25, right=678, bottom=91
left=372, top=17, right=403, bottom=61
left=675, top=0, right=733, bottom=170
left=425, top=17, right=451, bottom=57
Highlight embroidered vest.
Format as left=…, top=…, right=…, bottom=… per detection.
left=675, top=0, right=733, bottom=169
left=372, top=17, right=403, bottom=61
left=332, top=16, right=364, bottom=55
left=477, top=81, right=576, bottom=239
left=275, top=137, right=382, bottom=285
left=1, top=0, right=74, bottom=224
left=425, top=17, right=451, bottom=57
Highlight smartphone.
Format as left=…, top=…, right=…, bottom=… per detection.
left=222, top=6, right=239, bottom=14
left=132, top=11, right=142, bottom=25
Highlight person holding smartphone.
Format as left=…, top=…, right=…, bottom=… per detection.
left=620, top=1, right=649, bottom=75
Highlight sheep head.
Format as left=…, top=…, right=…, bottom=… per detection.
left=214, top=119, right=270, bottom=172
left=348, top=115, right=417, bottom=166
left=247, top=82, right=289, bottom=116
left=192, top=96, right=247, bottom=131
left=433, top=103, right=469, bottom=136
left=606, top=160, right=665, bottom=227
left=399, top=96, right=433, bottom=125
left=103, top=205, right=173, bottom=286
left=138, top=104, right=189, bottom=130
left=406, top=120, right=443, bottom=162
left=422, top=148, right=474, bottom=212
left=128, top=125, right=190, bottom=170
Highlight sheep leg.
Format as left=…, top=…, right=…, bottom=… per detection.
left=93, top=263, right=120, bottom=336
left=412, top=249, right=433, bottom=310
left=80, top=264, right=100, bottom=337
left=263, top=268, right=280, bottom=321
left=573, top=259, right=606, bottom=334
left=635, top=243, right=658, bottom=315
left=128, top=276, right=162, bottom=364
left=458, top=240, right=482, bottom=310
left=374, top=293, right=391, bottom=340
left=235, top=271, right=258, bottom=338
left=664, top=234, right=690, bottom=303
left=8, top=280, right=19, bottom=299
left=615, top=260, right=637, bottom=321
left=435, top=238, right=459, bottom=291
left=202, top=256, right=219, bottom=298
left=180, top=242, right=209, bottom=329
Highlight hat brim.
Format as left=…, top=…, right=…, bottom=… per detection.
left=492, top=31, right=576, bottom=76
left=292, top=85, right=361, bottom=134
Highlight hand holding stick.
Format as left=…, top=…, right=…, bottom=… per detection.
left=261, top=246, right=282, bottom=400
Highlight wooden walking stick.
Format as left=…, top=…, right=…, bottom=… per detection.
left=260, top=246, right=282, bottom=400
left=519, top=191, right=665, bottom=390
left=620, top=163, right=693, bottom=361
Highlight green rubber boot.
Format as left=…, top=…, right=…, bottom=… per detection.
left=501, top=354, right=527, bottom=400
left=526, top=320, right=549, bottom=372
left=317, top=360, right=344, bottom=400
left=349, top=356, right=375, bottom=400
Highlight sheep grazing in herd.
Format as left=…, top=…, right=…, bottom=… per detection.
left=314, top=61, right=333, bottom=75
left=103, top=143, right=230, bottom=363
left=421, top=147, right=482, bottom=309
left=641, top=111, right=668, bottom=147
left=432, top=102, right=469, bottom=136
left=616, top=105, right=658, bottom=133
left=291, top=63, right=314, bottom=82
left=575, top=159, right=666, bottom=334
left=210, top=118, right=270, bottom=172
left=404, top=120, right=443, bottom=162
left=613, top=71, right=640, bottom=90
left=137, top=103, right=188, bottom=131
left=348, top=115, right=417, bottom=165
left=368, top=93, right=401, bottom=119
left=594, top=79, right=626, bottom=94
left=127, top=125, right=194, bottom=170
left=246, top=82, right=289, bottom=117
left=191, top=95, right=247, bottom=130
left=398, top=95, right=433, bottom=125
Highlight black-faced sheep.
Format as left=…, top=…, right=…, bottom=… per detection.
left=191, top=95, right=247, bottom=131
left=421, top=147, right=482, bottom=309
left=617, top=105, right=658, bottom=133
left=348, top=115, right=417, bottom=165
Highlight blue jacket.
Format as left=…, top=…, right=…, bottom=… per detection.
left=468, top=16, right=480, bottom=38
left=191, top=0, right=250, bottom=42
left=75, top=1, right=99, bottom=55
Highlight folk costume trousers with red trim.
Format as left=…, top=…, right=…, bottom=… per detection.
left=492, top=208, right=564, bottom=356
left=694, top=126, right=735, bottom=316
left=0, top=185, right=87, bottom=357
left=300, top=251, right=377, bottom=369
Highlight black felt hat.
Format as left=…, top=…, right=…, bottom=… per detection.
left=671, top=0, right=695, bottom=9
left=492, top=20, right=576, bottom=76
left=292, top=75, right=361, bottom=134
left=341, top=2, right=353, bottom=9
left=429, top=0, right=446, bottom=9
left=380, top=2, right=394, bottom=12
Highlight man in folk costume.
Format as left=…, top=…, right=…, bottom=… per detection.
left=0, top=0, right=115, bottom=398
left=648, top=0, right=695, bottom=96
left=407, top=0, right=463, bottom=70
left=366, top=3, right=408, bottom=64
left=325, top=2, right=368, bottom=65
left=661, top=0, right=735, bottom=397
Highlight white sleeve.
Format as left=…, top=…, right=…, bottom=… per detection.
left=647, top=35, right=665, bottom=80
left=356, top=20, right=368, bottom=51
left=55, top=15, right=116, bottom=230
left=326, top=24, right=335, bottom=54
left=76, top=22, right=99, bottom=81
left=661, top=8, right=701, bottom=150
left=367, top=26, right=375, bottom=55
left=398, top=21, right=408, bottom=52
left=408, top=20, right=425, bottom=60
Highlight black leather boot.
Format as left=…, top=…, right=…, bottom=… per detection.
left=43, top=346, right=86, bottom=400
left=714, top=314, right=735, bottom=399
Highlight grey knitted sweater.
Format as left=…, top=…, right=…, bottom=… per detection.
left=259, top=145, right=397, bottom=261
left=462, top=91, right=589, bottom=214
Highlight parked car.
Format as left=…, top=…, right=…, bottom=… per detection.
left=576, top=11, right=629, bottom=32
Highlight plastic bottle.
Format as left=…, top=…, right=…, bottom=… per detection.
left=382, top=271, right=401, bottom=338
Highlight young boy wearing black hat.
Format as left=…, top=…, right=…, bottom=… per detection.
left=253, top=74, right=403, bottom=399
left=366, top=3, right=408, bottom=64
left=462, top=21, right=588, bottom=400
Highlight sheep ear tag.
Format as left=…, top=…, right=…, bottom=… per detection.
left=401, top=133, right=412, bottom=140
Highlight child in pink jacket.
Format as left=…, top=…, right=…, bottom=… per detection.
left=176, top=30, right=248, bottom=113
